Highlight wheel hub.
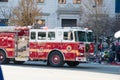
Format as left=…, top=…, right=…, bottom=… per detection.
left=0, top=53, right=4, bottom=61
left=54, top=57, right=58, bottom=60
left=52, top=55, right=60, bottom=64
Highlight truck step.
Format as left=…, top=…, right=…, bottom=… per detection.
left=15, top=56, right=29, bottom=61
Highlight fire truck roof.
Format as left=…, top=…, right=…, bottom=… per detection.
left=30, top=27, right=92, bottom=32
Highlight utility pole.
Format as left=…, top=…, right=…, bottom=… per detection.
left=93, top=0, right=99, bottom=54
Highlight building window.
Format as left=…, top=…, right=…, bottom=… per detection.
left=58, top=0, right=66, bottom=4
left=0, top=0, right=8, bottom=2
left=96, top=0, right=103, bottom=5
left=62, top=19, right=77, bottom=27
left=0, top=19, right=8, bottom=26
left=73, top=0, right=81, bottom=4
left=37, top=0, right=44, bottom=3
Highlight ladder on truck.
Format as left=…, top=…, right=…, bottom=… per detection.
left=0, top=26, right=17, bottom=32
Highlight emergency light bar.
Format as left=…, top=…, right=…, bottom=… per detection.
left=55, top=27, right=83, bottom=29
left=40, top=26, right=48, bottom=30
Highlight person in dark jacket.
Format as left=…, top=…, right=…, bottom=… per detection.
left=116, top=45, right=120, bottom=62
left=33, top=20, right=44, bottom=29
left=111, top=43, right=116, bottom=51
left=98, top=43, right=103, bottom=52
left=109, top=43, right=116, bottom=62
left=0, top=65, right=4, bottom=80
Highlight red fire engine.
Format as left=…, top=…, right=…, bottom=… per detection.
left=0, top=26, right=94, bottom=67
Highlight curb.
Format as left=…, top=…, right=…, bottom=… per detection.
left=110, top=62, right=120, bottom=66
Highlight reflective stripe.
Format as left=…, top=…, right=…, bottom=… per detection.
left=30, top=49, right=51, bottom=52
left=6, top=48, right=14, bottom=51
left=29, top=49, right=36, bottom=52
left=30, top=49, right=79, bottom=55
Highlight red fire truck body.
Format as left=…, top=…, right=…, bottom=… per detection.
left=0, top=32, right=16, bottom=58
left=0, top=27, right=94, bottom=67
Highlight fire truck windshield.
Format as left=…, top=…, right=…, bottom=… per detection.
left=75, top=31, right=86, bottom=42
left=87, top=32, right=94, bottom=42
left=74, top=31, right=93, bottom=42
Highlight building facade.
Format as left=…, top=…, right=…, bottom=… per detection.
left=0, top=0, right=116, bottom=28
left=34, top=0, right=82, bottom=28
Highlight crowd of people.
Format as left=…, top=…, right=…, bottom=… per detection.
left=91, top=41, right=120, bottom=64
left=109, top=42, right=120, bottom=62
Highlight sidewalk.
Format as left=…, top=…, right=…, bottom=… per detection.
left=91, top=61, right=120, bottom=66
left=110, top=62, right=120, bottom=66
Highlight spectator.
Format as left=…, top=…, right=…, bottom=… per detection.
left=116, top=44, right=120, bottom=62
left=98, top=43, right=103, bottom=52
left=102, top=50, right=109, bottom=62
left=109, top=43, right=116, bottom=63
left=33, top=20, right=44, bottom=29
left=0, top=65, right=4, bottom=80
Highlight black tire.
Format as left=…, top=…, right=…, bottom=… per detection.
left=66, top=61, right=79, bottom=67
left=14, top=61, right=25, bottom=64
left=48, top=51, right=64, bottom=67
left=0, top=50, right=9, bottom=64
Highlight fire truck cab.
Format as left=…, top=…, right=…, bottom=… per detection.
left=0, top=27, right=94, bottom=67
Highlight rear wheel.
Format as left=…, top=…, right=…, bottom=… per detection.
left=0, top=50, right=9, bottom=64
left=66, top=61, right=79, bottom=67
left=48, top=51, right=64, bottom=67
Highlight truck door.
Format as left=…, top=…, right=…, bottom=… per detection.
left=29, top=31, right=37, bottom=59
left=15, top=31, right=29, bottom=61
left=37, top=31, right=47, bottom=59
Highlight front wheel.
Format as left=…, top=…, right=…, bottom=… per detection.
left=66, top=61, right=79, bottom=67
left=48, top=51, right=64, bottom=67
left=0, top=50, right=9, bottom=64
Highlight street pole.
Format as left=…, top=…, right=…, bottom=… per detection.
left=93, top=0, right=99, bottom=54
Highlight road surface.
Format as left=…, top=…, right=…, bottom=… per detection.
left=1, top=62, right=120, bottom=80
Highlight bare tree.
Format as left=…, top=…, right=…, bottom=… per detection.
left=10, top=0, right=41, bottom=26
left=81, top=1, right=114, bottom=42
left=81, top=0, right=111, bottom=34
left=112, top=14, right=120, bottom=32
left=81, top=0, right=117, bottom=52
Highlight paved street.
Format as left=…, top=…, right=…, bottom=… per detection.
left=1, top=62, right=120, bottom=80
